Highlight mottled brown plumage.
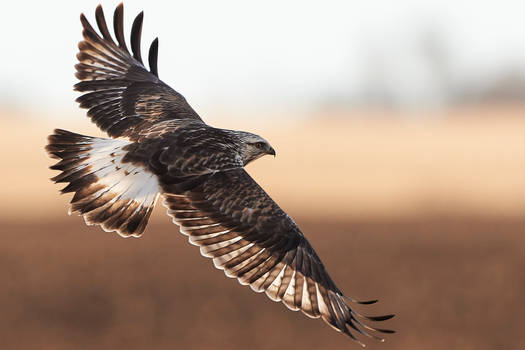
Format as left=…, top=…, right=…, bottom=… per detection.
left=45, top=3, right=394, bottom=345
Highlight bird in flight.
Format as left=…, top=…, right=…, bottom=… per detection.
left=46, top=4, right=394, bottom=345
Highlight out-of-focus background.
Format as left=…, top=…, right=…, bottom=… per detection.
left=2, top=1, right=525, bottom=349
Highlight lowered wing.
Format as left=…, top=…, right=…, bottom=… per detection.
left=160, top=168, right=394, bottom=345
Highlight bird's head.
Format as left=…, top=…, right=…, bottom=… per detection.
left=236, top=132, right=276, bottom=165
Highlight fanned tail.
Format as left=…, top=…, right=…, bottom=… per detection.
left=46, top=129, right=159, bottom=237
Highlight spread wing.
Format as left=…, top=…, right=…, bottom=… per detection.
left=75, top=4, right=203, bottom=140
left=161, top=168, right=394, bottom=345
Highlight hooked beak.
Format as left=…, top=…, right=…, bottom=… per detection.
left=268, top=147, right=276, bottom=157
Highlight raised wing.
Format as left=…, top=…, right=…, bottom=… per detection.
left=160, top=168, right=394, bottom=345
left=75, top=4, right=203, bottom=140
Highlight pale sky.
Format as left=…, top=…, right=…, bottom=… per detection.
left=2, top=0, right=525, bottom=118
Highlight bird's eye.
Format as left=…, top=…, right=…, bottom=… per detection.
left=255, top=142, right=266, bottom=149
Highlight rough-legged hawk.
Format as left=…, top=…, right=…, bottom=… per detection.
left=45, top=4, right=394, bottom=345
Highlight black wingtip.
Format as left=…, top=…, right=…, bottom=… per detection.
left=374, top=328, right=396, bottom=334
left=131, top=11, right=144, bottom=63
left=343, top=295, right=378, bottom=305
left=80, top=13, right=95, bottom=33
left=365, top=314, right=395, bottom=322
left=115, top=2, right=124, bottom=14
left=148, top=37, right=159, bottom=77
left=113, top=3, right=129, bottom=53
left=95, top=4, right=114, bottom=43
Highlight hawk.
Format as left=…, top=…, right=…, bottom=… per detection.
left=45, top=4, right=394, bottom=345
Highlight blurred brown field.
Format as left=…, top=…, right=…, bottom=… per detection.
left=1, top=105, right=525, bottom=349
left=2, top=105, right=525, bottom=220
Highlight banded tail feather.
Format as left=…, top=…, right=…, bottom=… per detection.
left=46, top=129, right=159, bottom=237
